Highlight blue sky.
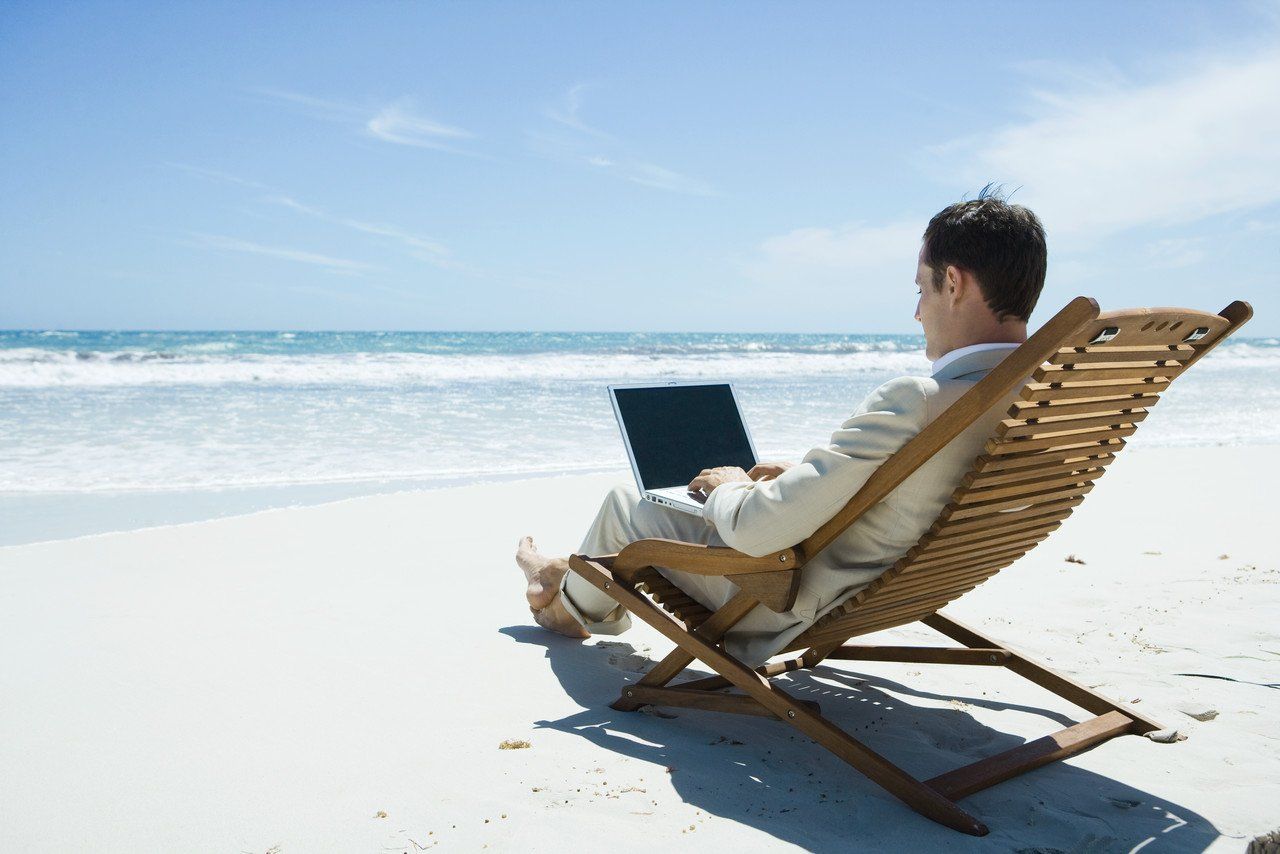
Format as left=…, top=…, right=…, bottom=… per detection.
left=2, top=1, right=1278, bottom=333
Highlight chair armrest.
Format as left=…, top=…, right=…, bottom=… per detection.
left=609, top=538, right=801, bottom=576
left=578, top=540, right=804, bottom=614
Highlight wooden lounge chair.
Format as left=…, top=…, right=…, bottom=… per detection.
left=566, top=296, right=1253, bottom=835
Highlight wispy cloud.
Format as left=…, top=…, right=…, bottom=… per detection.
left=163, top=162, right=276, bottom=192
left=264, top=196, right=456, bottom=268
left=365, top=100, right=473, bottom=150
left=249, top=88, right=364, bottom=121
left=545, top=83, right=614, bottom=140
left=937, top=48, right=1280, bottom=241
left=252, top=88, right=477, bottom=155
left=622, top=162, right=714, bottom=196
left=168, top=165, right=460, bottom=270
left=531, top=84, right=715, bottom=196
left=188, top=233, right=376, bottom=273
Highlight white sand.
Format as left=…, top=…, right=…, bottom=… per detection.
left=1, top=445, right=1277, bottom=852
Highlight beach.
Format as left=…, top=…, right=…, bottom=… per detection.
left=6, top=0, right=1280, bottom=849
left=2, top=444, right=1276, bottom=852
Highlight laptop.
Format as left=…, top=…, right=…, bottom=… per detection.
left=608, top=381, right=759, bottom=515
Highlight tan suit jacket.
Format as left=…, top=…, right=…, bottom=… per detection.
left=690, top=345, right=1021, bottom=664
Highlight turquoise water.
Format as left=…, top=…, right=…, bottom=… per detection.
left=3, top=330, right=1277, bottom=544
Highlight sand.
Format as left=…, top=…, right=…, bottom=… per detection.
left=1, top=445, right=1277, bottom=852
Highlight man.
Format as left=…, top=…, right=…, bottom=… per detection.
left=517, top=193, right=1047, bottom=667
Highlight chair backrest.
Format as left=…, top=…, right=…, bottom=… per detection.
left=788, top=299, right=1252, bottom=652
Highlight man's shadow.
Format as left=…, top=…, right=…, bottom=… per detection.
left=501, top=625, right=1220, bottom=852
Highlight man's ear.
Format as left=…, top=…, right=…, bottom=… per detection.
left=947, top=265, right=979, bottom=307
left=945, top=265, right=964, bottom=304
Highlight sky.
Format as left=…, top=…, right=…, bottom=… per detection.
left=2, top=1, right=1278, bottom=333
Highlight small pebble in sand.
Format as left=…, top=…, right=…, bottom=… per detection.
left=1065, top=554, right=1086, bottom=564
left=499, top=739, right=531, bottom=750
left=1178, top=704, right=1219, bottom=722
left=1144, top=728, right=1188, bottom=743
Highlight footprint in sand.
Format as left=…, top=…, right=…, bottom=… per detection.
left=595, top=640, right=654, bottom=673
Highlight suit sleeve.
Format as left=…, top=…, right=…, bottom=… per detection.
left=702, top=376, right=931, bottom=557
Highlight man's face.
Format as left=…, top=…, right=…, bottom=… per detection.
left=914, top=245, right=948, bottom=361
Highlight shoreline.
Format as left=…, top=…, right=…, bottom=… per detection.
left=7, top=440, right=1278, bottom=548
left=0, top=465, right=630, bottom=548
left=5, top=437, right=1274, bottom=550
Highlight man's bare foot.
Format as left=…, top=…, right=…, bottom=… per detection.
left=516, top=536, right=570, bottom=609
left=516, top=536, right=590, bottom=639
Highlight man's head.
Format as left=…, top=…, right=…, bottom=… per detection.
left=914, top=189, right=1047, bottom=361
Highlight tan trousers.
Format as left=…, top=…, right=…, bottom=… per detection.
left=559, top=483, right=808, bottom=667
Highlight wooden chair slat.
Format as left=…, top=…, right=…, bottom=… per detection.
left=912, top=531, right=1053, bottom=563
left=986, top=425, right=1137, bottom=455
left=943, top=483, right=1094, bottom=521
left=972, top=442, right=1124, bottom=472
left=849, top=561, right=1017, bottom=611
left=1049, top=344, right=1193, bottom=364
left=930, top=497, right=1084, bottom=536
left=678, top=608, right=712, bottom=629
left=907, top=524, right=1054, bottom=562
left=834, top=557, right=1001, bottom=612
left=1034, top=363, right=1184, bottom=383
left=1021, top=379, right=1171, bottom=401
left=872, top=567, right=1003, bottom=598
left=998, top=410, right=1148, bottom=439
left=895, top=561, right=1020, bottom=588
left=856, top=577, right=1004, bottom=616
left=1008, top=395, right=1159, bottom=419
left=801, top=595, right=981, bottom=645
left=836, top=588, right=982, bottom=622
left=957, top=469, right=1104, bottom=504
left=963, top=456, right=1113, bottom=488
left=927, top=515, right=1070, bottom=547
left=900, top=545, right=1032, bottom=574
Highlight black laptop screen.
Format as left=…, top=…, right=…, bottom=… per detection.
left=612, top=383, right=757, bottom=491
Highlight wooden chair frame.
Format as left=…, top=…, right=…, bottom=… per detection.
left=564, top=296, right=1253, bottom=835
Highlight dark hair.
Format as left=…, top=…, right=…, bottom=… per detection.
left=922, top=185, right=1047, bottom=322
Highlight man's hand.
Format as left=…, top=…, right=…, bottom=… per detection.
left=688, top=466, right=753, bottom=495
left=747, top=461, right=794, bottom=482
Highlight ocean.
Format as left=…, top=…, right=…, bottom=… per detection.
left=3, top=329, right=1277, bottom=546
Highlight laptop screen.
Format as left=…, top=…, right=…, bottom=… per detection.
left=612, top=383, right=757, bottom=491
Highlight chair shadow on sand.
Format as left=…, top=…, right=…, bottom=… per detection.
left=501, top=625, right=1221, bottom=852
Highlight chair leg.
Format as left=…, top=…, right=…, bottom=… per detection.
left=922, top=612, right=1164, bottom=733
left=611, top=590, right=759, bottom=711
left=568, top=556, right=989, bottom=836
left=925, top=710, right=1136, bottom=799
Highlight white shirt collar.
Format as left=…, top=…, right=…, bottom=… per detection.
left=931, top=342, right=1021, bottom=376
